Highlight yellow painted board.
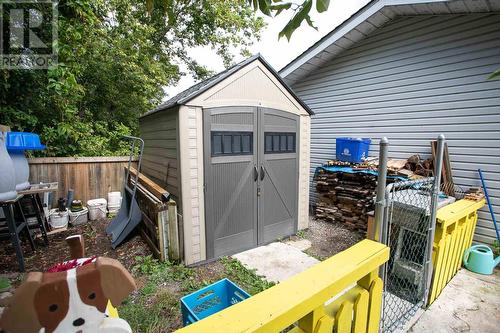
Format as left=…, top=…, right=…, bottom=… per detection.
left=429, top=238, right=446, bottom=303
left=352, top=289, right=369, bottom=333
left=174, top=240, right=389, bottom=333
left=436, top=199, right=485, bottom=227
left=367, top=277, right=383, bottom=333
left=334, top=301, right=353, bottom=333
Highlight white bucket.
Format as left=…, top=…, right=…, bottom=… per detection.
left=69, top=207, right=89, bottom=226
left=107, top=191, right=122, bottom=214
left=49, top=209, right=69, bottom=229
left=87, top=198, right=107, bottom=220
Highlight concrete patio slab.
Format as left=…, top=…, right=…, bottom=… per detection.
left=232, top=242, right=319, bottom=283
left=284, top=238, right=312, bottom=251
left=409, top=268, right=500, bottom=333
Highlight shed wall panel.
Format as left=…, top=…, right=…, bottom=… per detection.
left=291, top=14, right=500, bottom=244
left=139, top=109, right=180, bottom=198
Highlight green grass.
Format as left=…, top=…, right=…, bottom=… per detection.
left=493, top=240, right=500, bottom=257
left=220, top=257, right=275, bottom=295
left=119, top=255, right=274, bottom=332
left=0, top=277, right=11, bottom=292
left=296, top=229, right=306, bottom=239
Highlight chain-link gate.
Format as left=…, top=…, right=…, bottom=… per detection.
left=379, top=178, right=437, bottom=332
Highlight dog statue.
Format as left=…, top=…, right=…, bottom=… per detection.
left=0, top=235, right=136, bottom=333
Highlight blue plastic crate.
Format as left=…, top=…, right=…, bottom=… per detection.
left=336, top=137, right=371, bottom=163
left=180, top=278, right=250, bottom=326
left=6, top=132, right=46, bottom=151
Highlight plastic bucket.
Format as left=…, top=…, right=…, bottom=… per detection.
left=49, top=209, right=69, bottom=229
left=107, top=191, right=122, bottom=214
left=87, top=198, right=107, bottom=220
left=69, top=207, right=89, bottom=226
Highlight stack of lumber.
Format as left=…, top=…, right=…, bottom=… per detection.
left=464, top=187, right=485, bottom=202
left=315, top=171, right=377, bottom=232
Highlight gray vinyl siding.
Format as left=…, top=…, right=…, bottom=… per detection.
left=139, top=108, right=180, bottom=198
left=291, top=13, right=500, bottom=244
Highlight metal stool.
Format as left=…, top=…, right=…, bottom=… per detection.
left=0, top=194, right=36, bottom=272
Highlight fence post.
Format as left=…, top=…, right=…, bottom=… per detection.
left=374, top=137, right=389, bottom=243
left=423, top=134, right=445, bottom=305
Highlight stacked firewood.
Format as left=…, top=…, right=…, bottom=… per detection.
left=315, top=171, right=377, bottom=232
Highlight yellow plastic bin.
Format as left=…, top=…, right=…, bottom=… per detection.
left=428, top=199, right=485, bottom=305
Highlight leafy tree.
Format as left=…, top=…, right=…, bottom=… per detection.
left=0, top=0, right=264, bottom=156
left=247, top=0, right=330, bottom=40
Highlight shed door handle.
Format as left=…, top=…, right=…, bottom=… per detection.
left=253, top=166, right=258, bottom=182
left=260, top=165, right=265, bottom=181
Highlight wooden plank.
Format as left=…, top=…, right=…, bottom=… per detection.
left=139, top=227, right=161, bottom=259
left=168, top=200, right=180, bottom=261
left=129, top=166, right=170, bottom=201
left=431, top=140, right=454, bottom=196
left=18, top=182, right=58, bottom=194
left=28, top=156, right=137, bottom=164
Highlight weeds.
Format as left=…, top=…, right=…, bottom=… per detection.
left=493, top=240, right=500, bottom=257
left=220, top=257, right=275, bottom=295
left=0, top=277, right=11, bottom=291
left=120, top=255, right=275, bottom=332
left=296, top=229, right=306, bottom=239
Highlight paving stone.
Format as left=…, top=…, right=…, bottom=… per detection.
left=232, top=242, right=319, bottom=283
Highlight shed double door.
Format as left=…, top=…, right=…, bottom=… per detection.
left=204, top=106, right=298, bottom=259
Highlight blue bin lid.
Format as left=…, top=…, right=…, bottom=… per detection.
left=337, top=137, right=371, bottom=143
left=6, top=132, right=46, bottom=151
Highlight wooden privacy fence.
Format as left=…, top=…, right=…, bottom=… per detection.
left=28, top=156, right=137, bottom=206
left=176, top=240, right=389, bottom=333
left=429, top=199, right=485, bottom=305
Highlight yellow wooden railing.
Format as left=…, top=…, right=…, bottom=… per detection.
left=175, top=240, right=389, bottom=333
left=429, top=199, right=485, bottom=304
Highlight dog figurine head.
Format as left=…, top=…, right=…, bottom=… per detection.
left=0, top=257, right=136, bottom=333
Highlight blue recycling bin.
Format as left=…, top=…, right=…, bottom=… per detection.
left=336, top=137, right=371, bottom=163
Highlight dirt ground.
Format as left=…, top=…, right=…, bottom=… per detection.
left=0, top=219, right=149, bottom=278
left=0, top=216, right=364, bottom=332
left=287, top=217, right=365, bottom=260
left=0, top=216, right=363, bottom=276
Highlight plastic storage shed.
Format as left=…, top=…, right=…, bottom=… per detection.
left=139, top=55, right=312, bottom=265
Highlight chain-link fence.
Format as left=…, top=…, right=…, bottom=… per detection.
left=380, top=177, right=438, bottom=332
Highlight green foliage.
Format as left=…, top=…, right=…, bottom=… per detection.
left=0, top=277, right=11, bottom=292
left=493, top=240, right=500, bottom=257
left=0, top=0, right=264, bottom=156
left=296, top=229, right=306, bottom=238
left=220, top=257, right=275, bottom=295
left=122, top=254, right=275, bottom=332
left=247, top=0, right=330, bottom=40
left=489, top=70, right=500, bottom=80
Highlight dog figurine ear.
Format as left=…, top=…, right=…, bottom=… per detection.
left=96, top=257, right=136, bottom=306
left=0, top=272, right=43, bottom=333
left=66, top=235, right=85, bottom=259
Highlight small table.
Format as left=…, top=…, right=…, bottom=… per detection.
left=0, top=194, right=36, bottom=272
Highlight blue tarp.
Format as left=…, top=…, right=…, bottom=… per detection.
left=315, top=165, right=408, bottom=181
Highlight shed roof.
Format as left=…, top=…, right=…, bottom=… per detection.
left=280, top=0, right=500, bottom=85
left=141, top=54, right=313, bottom=118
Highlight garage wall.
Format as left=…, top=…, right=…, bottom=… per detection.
left=139, top=108, right=180, bottom=198
left=290, top=13, right=500, bottom=244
